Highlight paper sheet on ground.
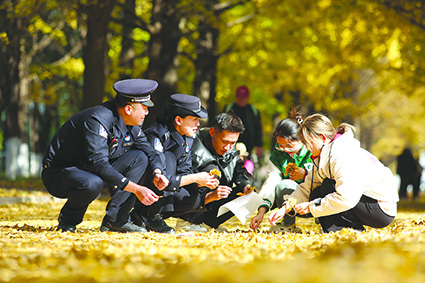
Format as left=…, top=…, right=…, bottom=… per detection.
left=217, top=192, right=263, bottom=224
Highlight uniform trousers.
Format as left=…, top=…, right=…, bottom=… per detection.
left=42, top=150, right=148, bottom=226
left=133, top=151, right=202, bottom=223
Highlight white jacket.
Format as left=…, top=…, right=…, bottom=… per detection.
left=291, top=131, right=399, bottom=217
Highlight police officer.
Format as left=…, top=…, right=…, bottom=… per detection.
left=131, top=94, right=219, bottom=233
left=42, top=79, right=169, bottom=233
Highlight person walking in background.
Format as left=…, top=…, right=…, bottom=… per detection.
left=250, top=109, right=313, bottom=233
left=397, top=147, right=422, bottom=200
left=42, top=79, right=168, bottom=233
left=269, top=114, right=398, bottom=233
left=223, top=86, right=263, bottom=158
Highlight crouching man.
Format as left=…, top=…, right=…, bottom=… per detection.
left=177, top=111, right=253, bottom=231
left=42, top=79, right=168, bottom=233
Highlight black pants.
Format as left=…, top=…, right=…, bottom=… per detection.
left=311, top=179, right=395, bottom=232
left=42, top=150, right=148, bottom=226
left=133, top=151, right=202, bottom=223
left=398, top=175, right=420, bottom=199
left=178, top=184, right=245, bottom=229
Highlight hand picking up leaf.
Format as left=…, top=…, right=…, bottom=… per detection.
left=284, top=163, right=297, bottom=175
left=237, top=184, right=255, bottom=196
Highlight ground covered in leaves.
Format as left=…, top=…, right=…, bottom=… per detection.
left=1, top=187, right=425, bottom=283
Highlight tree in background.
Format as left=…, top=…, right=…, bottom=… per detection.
left=2, top=0, right=425, bottom=178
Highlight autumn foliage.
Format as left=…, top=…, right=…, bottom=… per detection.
left=1, top=188, right=425, bottom=282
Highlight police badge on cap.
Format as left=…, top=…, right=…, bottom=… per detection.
left=113, top=79, right=158, bottom=107
left=168, top=94, right=208, bottom=118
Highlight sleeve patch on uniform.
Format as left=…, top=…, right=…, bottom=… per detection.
left=99, top=125, right=108, bottom=139
left=154, top=138, right=164, bottom=152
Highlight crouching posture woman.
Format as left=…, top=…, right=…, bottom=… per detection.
left=269, top=114, right=398, bottom=232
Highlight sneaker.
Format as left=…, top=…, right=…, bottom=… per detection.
left=57, top=223, right=76, bottom=233
left=269, top=223, right=303, bottom=233
left=175, top=219, right=209, bottom=232
left=146, top=214, right=176, bottom=234
left=100, top=222, right=147, bottom=233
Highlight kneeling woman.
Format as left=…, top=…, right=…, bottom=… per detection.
left=269, top=114, right=398, bottom=232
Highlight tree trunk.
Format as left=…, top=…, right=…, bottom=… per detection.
left=193, top=21, right=220, bottom=126
left=81, top=0, right=116, bottom=110
left=119, top=0, right=136, bottom=80
left=0, top=10, right=23, bottom=140
left=143, top=0, right=182, bottom=128
left=0, top=5, right=26, bottom=179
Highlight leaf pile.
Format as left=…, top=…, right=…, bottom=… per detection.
left=1, top=194, right=425, bottom=282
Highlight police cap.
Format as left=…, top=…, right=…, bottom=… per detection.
left=169, top=94, right=208, bottom=118
left=113, top=79, right=158, bottom=106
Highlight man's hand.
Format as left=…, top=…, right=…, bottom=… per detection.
left=215, top=185, right=232, bottom=200
left=124, top=181, right=159, bottom=205
left=153, top=173, right=169, bottom=191
left=196, top=172, right=220, bottom=189
left=204, top=185, right=232, bottom=204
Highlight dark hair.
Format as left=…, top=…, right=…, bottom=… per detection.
left=213, top=111, right=245, bottom=133
left=114, top=96, right=131, bottom=108
left=156, top=105, right=192, bottom=124
left=273, top=107, right=303, bottom=141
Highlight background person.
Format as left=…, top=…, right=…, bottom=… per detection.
left=250, top=109, right=312, bottom=233
left=236, top=142, right=254, bottom=174
left=42, top=79, right=168, bottom=233
left=397, top=147, right=422, bottom=200
left=223, top=85, right=263, bottom=158
left=269, top=114, right=399, bottom=233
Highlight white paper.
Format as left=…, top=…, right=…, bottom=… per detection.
left=217, top=192, right=263, bottom=224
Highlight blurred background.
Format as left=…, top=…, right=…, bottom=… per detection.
left=1, top=0, right=425, bottom=197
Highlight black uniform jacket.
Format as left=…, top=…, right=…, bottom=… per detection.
left=191, top=128, right=252, bottom=194
left=42, top=100, right=163, bottom=190
left=144, top=123, right=194, bottom=192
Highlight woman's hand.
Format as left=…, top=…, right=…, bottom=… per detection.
left=294, top=202, right=311, bottom=215
left=153, top=173, right=169, bottom=191
left=289, top=168, right=306, bottom=181
left=268, top=207, right=287, bottom=226
left=250, top=212, right=265, bottom=231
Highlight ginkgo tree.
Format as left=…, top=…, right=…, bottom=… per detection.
left=216, top=0, right=425, bottom=161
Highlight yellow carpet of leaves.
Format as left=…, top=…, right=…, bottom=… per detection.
left=1, top=189, right=425, bottom=283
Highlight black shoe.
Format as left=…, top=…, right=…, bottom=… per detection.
left=57, top=223, right=76, bottom=232
left=130, top=210, right=145, bottom=227
left=146, top=214, right=176, bottom=234
left=100, top=222, right=147, bottom=233
left=57, top=213, right=76, bottom=232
